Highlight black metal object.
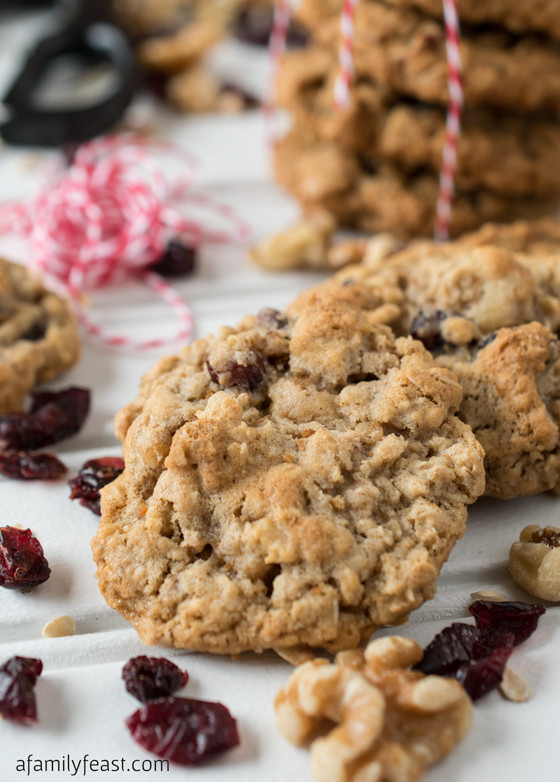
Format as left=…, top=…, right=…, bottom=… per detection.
left=0, top=0, right=138, bottom=146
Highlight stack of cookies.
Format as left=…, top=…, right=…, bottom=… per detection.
left=275, top=0, right=560, bottom=238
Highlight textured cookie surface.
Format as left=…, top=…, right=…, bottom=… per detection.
left=298, top=0, right=560, bottom=114
left=0, top=258, right=81, bottom=413
left=275, top=129, right=560, bottom=238
left=279, top=47, right=560, bottom=198
left=297, top=0, right=560, bottom=41
left=93, top=285, right=484, bottom=656
left=332, top=219, right=560, bottom=497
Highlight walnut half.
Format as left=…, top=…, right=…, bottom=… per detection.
left=509, top=524, right=560, bottom=602
left=275, top=636, right=472, bottom=782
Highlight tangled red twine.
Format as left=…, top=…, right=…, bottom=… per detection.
left=0, top=135, right=251, bottom=350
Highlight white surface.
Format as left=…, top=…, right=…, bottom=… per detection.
left=0, top=10, right=559, bottom=782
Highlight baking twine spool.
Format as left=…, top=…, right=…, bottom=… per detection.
left=270, top=0, right=464, bottom=240
left=0, top=135, right=251, bottom=350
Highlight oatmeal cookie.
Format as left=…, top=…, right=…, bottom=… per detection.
left=0, top=258, right=80, bottom=414
left=279, top=48, right=560, bottom=198
left=298, top=0, right=560, bottom=115
left=93, top=285, right=484, bottom=656
left=274, top=129, right=560, bottom=238
left=296, top=0, right=560, bottom=42
left=330, top=221, right=560, bottom=497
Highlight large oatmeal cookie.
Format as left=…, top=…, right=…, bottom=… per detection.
left=93, top=285, right=484, bottom=656
left=332, top=219, right=560, bottom=497
left=0, top=258, right=80, bottom=413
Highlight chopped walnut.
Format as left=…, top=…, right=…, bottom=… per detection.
left=275, top=636, right=472, bottom=782
left=509, top=524, right=560, bottom=602
left=250, top=219, right=333, bottom=271
left=362, top=233, right=405, bottom=271
left=326, top=239, right=368, bottom=270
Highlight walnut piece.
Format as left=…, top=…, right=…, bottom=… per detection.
left=509, top=524, right=560, bottom=601
left=469, top=589, right=508, bottom=603
left=275, top=635, right=472, bottom=782
left=250, top=220, right=333, bottom=271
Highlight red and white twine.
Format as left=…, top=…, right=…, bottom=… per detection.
left=434, top=0, right=464, bottom=241
left=0, top=135, right=251, bottom=350
left=265, top=0, right=292, bottom=143
left=333, top=0, right=360, bottom=109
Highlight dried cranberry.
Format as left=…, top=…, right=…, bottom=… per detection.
left=149, top=241, right=197, bottom=278
left=68, top=457, right=125, bottom=515
left=469, top=600, right=546, bottom=646
left=476, top=331, right=498, bottom=352
left=0, top=387, right=90, bottom=450
left=126, top=697, right=239, bottom=765
left=410, top=310, right=449, bottom=352
left=414, top=623, right=516, bottom=701
left=122, top=656, right=188, bottom=703
left=21, top=321, right=46, bottom=342
left=415, top=623, right=483, bottom=677
left=0, top=656, right=43, bottom=724
left=415, top=600, right=546, bottom=701
left=453, top=634, right=516, bottom=701
left=255, top=308, right=288, bottom=331
left=0, top=450, right=67, bottom=480
left=206, top=355, right=265, bottom=391
left=0, top=527, right=50, bottom=591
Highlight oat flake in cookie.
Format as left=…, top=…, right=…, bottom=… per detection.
left=0, top=258, right=80, bottom=413
left=93, top=284, right=484, bottom=656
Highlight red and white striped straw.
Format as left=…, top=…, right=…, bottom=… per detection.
left=333, top=0, right=360, bottom=109
left=434, top=0, right=464, bottom=241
